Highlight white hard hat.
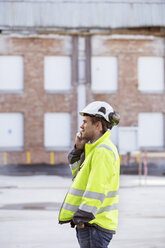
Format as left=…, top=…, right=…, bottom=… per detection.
left=80, top=101, right=114, bottom=123
left=80, top=101, right=120, bottom=128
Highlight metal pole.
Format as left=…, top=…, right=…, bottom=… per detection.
left=143, top=150, right=148, bottom=185
left=138, top=151, right=142, bottom=186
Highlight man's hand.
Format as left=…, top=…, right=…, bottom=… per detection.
left=75, top=132, right=87, bottom=150
left=77, top=223, right=85, bottom=229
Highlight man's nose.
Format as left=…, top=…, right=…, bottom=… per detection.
left=80, top=123, right=84, bottom=129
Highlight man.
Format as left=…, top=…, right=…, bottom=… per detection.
left=59, top=101, right=120, bottom=248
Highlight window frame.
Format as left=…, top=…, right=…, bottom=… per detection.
left=44, top=56, right=72, bottom=94
left=0, top=55, right=24, bottom=94
left=138, top=112, right=164, bottom=151
left=44, top=112, right=71, bottom=151
left=0, top=113, right=24, bottom=151
left=91, top=56, right=118, bottom=94
left=138, top=56, right=165, bottom=94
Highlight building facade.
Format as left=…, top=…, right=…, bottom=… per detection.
left=0, top=1, right=165, bottom=165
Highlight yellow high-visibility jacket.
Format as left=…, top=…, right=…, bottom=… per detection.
left=59, top=131, right=120, bottom=233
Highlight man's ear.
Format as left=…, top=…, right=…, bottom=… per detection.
left=96, top=121, right=102, bottom=132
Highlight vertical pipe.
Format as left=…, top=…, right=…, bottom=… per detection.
left=77, top=84, right=86, bottom=130
left=86, top=36, right=91, bottom=85
left=72, top=36, right=78, bottom=85
left=164, top=38, right=165, bottom=150
left=143, top=150, right=148, bottom=185
left=77, top=37, right=87, bottom=130
left=138, top=151, right=142, bottom=186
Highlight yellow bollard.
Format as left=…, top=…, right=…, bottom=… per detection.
left=27, top=152, right=31, bottom=164
left=50, top=152, right=54, bottom=165
left=119, top=154, right=122, bottom=165
left=136, top=153, right=141, bottom=164
left=3, top=152, right=7, bottom=165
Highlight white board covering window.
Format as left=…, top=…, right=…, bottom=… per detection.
left=138, top=57, right=164, bottom=93
left=118, top=127, right=138, bottom=154
left=44, top=113, right=71, bottom=150
left=44, top=56, right=71, bottom=92
left=110, top=126, right=118, bottom=147
left=138, top=113, right=164, bottom=149
left=0, top=113, right=24, bottom=150
left=0, top=56, right=24, bottom=92
left=91, top=57, right=118, bottom=93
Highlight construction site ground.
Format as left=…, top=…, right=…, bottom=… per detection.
left=0, top=174, right=165, bottom=248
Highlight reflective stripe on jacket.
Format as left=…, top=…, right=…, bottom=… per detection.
left=59, top=131, right=120, bottom=232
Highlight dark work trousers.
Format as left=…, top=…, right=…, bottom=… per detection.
left=76, top=226, right=113, bottom=248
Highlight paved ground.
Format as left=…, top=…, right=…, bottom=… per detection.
left=0, top=174, right=165, bottom=248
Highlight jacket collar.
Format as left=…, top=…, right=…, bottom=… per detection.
left=85, top=131, right=111, bottom=157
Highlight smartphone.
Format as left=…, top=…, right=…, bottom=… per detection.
left=77, top=132, right=82, bottom=138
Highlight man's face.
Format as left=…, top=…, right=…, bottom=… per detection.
left=80, top=116, right=97, bottom=142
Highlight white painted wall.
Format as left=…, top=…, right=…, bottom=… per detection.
left=44, top=113, right=71, bottom=150
left=0, top=56, right=23, bottom=92
left=138, top=57, right=164, bottom=93
left=138, top=113, right=164, bottom=148
left=0, top=113, right=24, bottom=150
left=91, top=56, right=118, bottom=93
left=44, top=56, right=71, bottom=92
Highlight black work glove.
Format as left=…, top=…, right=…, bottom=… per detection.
left=70, top=220, right=75, bottom=228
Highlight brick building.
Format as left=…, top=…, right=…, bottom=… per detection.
left=0, top=0, right=165, bottom=166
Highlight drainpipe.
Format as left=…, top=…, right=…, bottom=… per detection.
left=164, top=38, right=165, bottom=150
left=77, top=36, right=87, bottom=130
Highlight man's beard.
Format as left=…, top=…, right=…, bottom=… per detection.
left=82, top=131, right=93, bottom=143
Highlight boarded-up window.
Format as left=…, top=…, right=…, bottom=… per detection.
left=138, top=57, right=164, bottom=92
left=118, top=127, right=138, bottom=154
left=44, top=56, right=71, bottom=92
left=138, top=113, right=164, bottom=149
left=92, top=57, right=118, bottom=93
left=0, top=113, right=24, bottom=150
left=44, top=113, right=71, bottom=150
left=0, top=56, right=23, bottom=92
left=110, top=126, right=118, bottom=147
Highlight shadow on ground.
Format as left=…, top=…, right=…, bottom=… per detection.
left=0, top=163, right=72, bottom=177
left=0, top=162, right=165, bottom=177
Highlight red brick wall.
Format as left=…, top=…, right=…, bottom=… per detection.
left=0, top=35, right=165, bottom=165
left=90, top=36, right=165, bottom=165
left=90, top=36, right=165, bottom=127
left=0, top=35, right=77, bottom=164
